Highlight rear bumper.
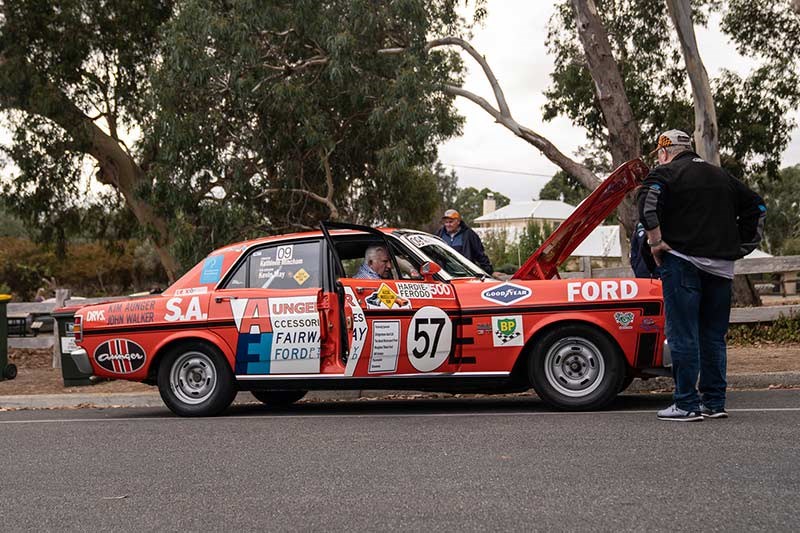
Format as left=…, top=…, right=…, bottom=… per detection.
left=68, top=348, right=93, bottom=375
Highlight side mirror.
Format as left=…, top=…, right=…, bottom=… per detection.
left=419, top=261, right=442, bottom=282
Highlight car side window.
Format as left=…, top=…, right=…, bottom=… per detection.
left=224, top=241, right=321, bottom=289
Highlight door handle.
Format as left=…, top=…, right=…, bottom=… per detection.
left=214, top=296, right=237, bottom=303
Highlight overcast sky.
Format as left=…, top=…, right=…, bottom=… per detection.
left=438, top=1, right=800, bottom=203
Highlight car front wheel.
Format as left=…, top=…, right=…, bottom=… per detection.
left=157, top=342, right=236, bottom=417
left=528, top=324, right=624, bottom=410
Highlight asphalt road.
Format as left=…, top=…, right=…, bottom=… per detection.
left=1, top=390, right=799, bottom=532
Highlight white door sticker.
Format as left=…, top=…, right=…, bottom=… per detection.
left=406, top=306, right=452, bottom=372
left=344, top=287, right=368, bottom=376
left=369, top=320, right=400, bottom=373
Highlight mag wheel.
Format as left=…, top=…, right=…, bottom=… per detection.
left=157, top=342, right=236, bottom=417
left=250, top=390, right=307, bottom=408
left=3, top=363, right=17, bottom=380
left=529, top=324, right=624, bottom=410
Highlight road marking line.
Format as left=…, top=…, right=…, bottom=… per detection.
left=2, top=407, right=800, bottom=425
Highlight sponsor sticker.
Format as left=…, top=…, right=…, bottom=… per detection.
left=491, top=315, right=524, bottom=347
left=640, top=318, right=659, bottom=331
left=481, top=282, right=532, bottom=306
left=174, top=286, right=209, bottom=297
left=567, top=280, right=638, bottom=302
left=85, top=310, right=105, bottom=322
left=344, top=287, right=368, bottom=376
left=93, top=338, right=147, bottom=374
left=396, top=282, right=454, bottom=299
left=476, top=322, right=492, bottom=335
left=293, top=268, right=310, bottom=286
left=231, top=296, right=321, bottom=374
left=106, top=300, right=156, bottom=325
left=365, top=283, right=412, bottom=310
left=369, top=320, right=400, bottom=373
left=614, top=311, right=635, bottom=330
left=200, top=256, right=224, bottom=284
left=164, top=296, right=207, bottom=322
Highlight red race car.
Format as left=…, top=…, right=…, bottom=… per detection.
left=66, top=159, right=669, bottom=416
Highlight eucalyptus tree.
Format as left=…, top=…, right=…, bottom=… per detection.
left=1, top=0, right=468, bottom=279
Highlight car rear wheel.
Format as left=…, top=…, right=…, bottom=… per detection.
left=528, top=324, right=624, bottom=410
left=250, top=390, right=307, bottom=408
left=157, top=342, right=236, bottom=417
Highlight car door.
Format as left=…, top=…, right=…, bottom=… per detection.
left=322, top=225, right=463, bottom=378
left=206, top=240, right=328, bottom=376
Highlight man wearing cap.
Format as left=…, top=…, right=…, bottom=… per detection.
left=437, top=209, right=493, bottom=274
left=638, top=129, right=766, bottom=422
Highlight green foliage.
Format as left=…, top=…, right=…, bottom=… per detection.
left=143, top=0, right=467, bottom=267
left=1, top=1, right=469, bottom=274
left=754, top=165, right=800, bottom=254
left=728, top=315, right=800, bottom=346
left=0, top=237, right=166, bottom=300
left=544, top=0, right=800, bottom=180
left=482, top=220, right=555, bottom=273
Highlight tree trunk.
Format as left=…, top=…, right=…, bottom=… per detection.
left=571, top=0, right=642, bottom=169
left=793, top=0, right=800, bottom=15
left=0, top=55, right=181, bottom=282
left=732, top=275, right=762, bottom=307
left=666, top=0, right=721, bottom=165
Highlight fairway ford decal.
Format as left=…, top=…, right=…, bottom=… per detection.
left=93, top=339, right=146, bottom=374
left=480, top=282, right=532, bottom=306
left=343, top=287, right=368, bottom=376
left=230, top=296, right=321, bottom=375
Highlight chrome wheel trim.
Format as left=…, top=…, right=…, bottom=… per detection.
left=170, top=351, right=217, bottom=405
left=543, top=336, right=606, bottom=398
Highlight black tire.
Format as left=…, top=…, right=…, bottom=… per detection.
left=3, top=363, right=17, bottom=380
left=528, top=323, right=624, bottom=410
left=157, top=341, right=236, bottom=417
left=618, top=374, right=635, bottom=393
left=250, top=390, right=307, bottom=408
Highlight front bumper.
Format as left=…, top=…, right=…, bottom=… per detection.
left=69, top=348, right=93, bottom=375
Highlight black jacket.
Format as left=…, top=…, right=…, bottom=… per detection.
left=437, top=221, right=493, bottom=274
left=637, top=151, right=766, bottom=260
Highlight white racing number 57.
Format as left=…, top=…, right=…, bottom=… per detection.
left=406, top=306, right=452, bottom=372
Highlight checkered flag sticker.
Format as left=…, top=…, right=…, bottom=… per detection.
left=495, top=329, right=521, bottom=344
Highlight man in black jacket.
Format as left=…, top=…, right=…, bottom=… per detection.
left=638, top=130, right=766, bottom=422
left=437, top=209, right=493, bottom=274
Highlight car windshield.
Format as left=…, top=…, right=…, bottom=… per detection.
left=398, top=232, right=487, bottom=278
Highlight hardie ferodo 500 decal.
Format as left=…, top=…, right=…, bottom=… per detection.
left=93, top=338, right=147, bottom=374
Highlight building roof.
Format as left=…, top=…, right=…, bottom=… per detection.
left=474, top=200, right=576, bottom=223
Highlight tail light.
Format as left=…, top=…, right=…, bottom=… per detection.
left=73, top=315, right=83, bottom=343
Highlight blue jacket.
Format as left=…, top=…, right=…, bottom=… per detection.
left=437, top=221, right=493, bottom=274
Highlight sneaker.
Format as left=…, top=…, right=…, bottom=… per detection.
left=657, top=404, right=703, bottom=422
left=699, top=404, right=729, bottom=419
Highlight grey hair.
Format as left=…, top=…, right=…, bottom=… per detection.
left=364, top=245, right=388, bottom=263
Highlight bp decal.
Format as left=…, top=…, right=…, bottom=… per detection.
left=491, top=315, right=524, bottom=347
left=93, top=338, right=147, bottom=374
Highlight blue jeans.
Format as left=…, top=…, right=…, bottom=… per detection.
left=658, top=253, right=732, bottom=412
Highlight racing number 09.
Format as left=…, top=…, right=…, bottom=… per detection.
left=407, top=307, right=453, bottom=372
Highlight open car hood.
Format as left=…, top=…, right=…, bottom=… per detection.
left=512, top=158, right=650, bottom=281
